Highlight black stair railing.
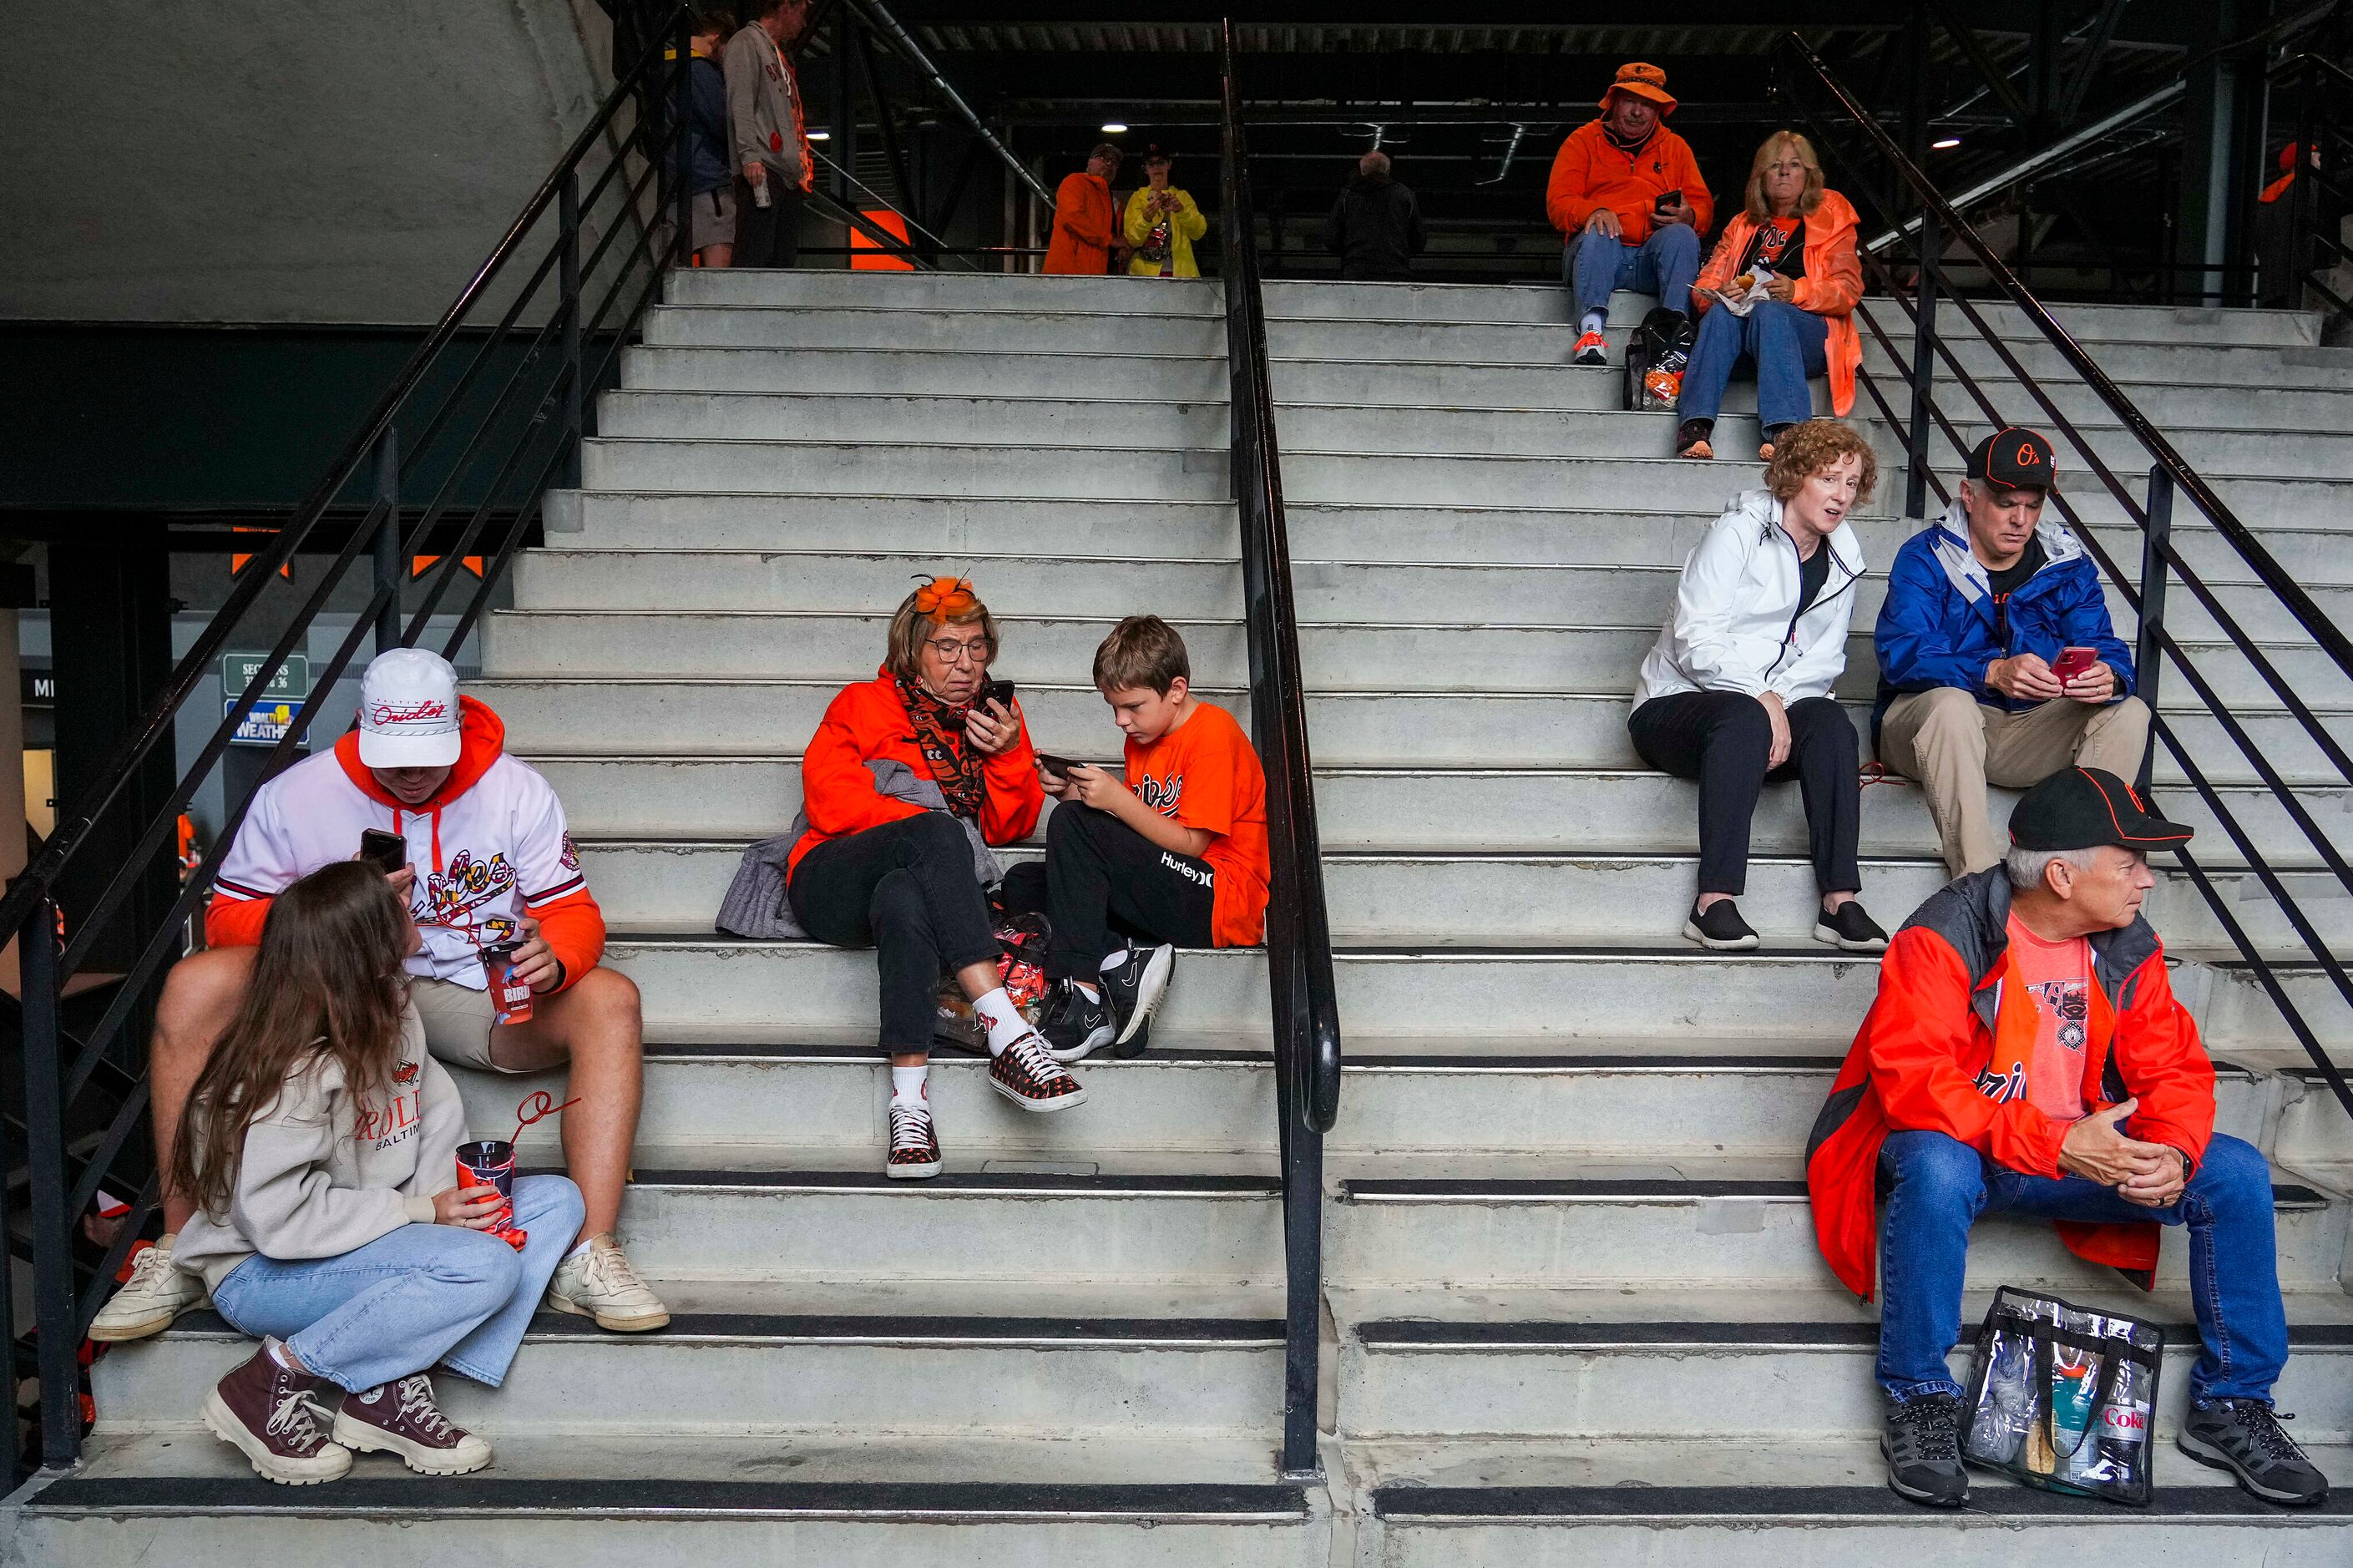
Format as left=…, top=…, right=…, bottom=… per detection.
left=1776, top=33, right=2353, bottom=1127
left=1217, top=16, right=1343, bottom=1482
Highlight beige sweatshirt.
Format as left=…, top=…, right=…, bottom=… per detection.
left=175, top=1001, right=470, bottom=1293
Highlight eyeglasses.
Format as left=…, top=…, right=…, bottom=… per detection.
left=923, top=636, right=990, bottom=665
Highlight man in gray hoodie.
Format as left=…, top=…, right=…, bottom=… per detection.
left=724, top=0, right=814, bottom=268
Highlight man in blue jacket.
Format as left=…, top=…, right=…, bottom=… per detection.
left=1875, top=428, right=2149, bottom=877
left=684, top=8, right=735, bottom=266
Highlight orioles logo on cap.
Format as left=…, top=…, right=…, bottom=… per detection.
left=2015, top=441, right=2042, bottom=467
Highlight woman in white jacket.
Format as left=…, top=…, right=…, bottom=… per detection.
left=1628, top=420, right=1890, bottom=952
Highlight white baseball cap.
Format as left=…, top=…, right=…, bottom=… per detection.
left=357, top=648, right=463, bottom=767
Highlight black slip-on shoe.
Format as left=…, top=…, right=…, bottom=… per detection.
left=1683, top=900, right=1759, bottom=951
left=1815, top=901, right=1890, bottom=953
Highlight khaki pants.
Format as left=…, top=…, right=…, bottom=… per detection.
left=1880, top=689, right=2153, bottom=877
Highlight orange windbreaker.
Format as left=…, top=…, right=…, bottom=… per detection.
left=1805, top=872, right=2215, bottom=1301
left=1693, top=190, right=1865, bottom=415
left=205, top=698, right=605, bottom=992
left=1043, top=171, right=1116, bottom=275
left=1544, top=119, right=1713, bottom=246
left=788, top=672, right=1045, bottom=875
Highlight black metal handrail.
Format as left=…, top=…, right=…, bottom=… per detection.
left=0, top=6, right=767, bottom=1477
left=1776, top=33, right=2353, bottom=1125
left=1217, top=14, right=1342, bottom=1483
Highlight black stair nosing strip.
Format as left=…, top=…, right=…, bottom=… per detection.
left=28, top=1476, right=1311, bottom=1520
left=594, top=1167, right=1283, bottom=1196
left=639, top=1040, right=1273, bottom=1065
left=1369, top=1483, right=2353, bottom=1521
left=1345, top=1052, right=1850, bottom=1072
left=1354, top=1320, right=2353, bottom=1349
left=165, top=1308, right=1285, bottom=1343
left=1343, top=1176, right=2331, bottom=1207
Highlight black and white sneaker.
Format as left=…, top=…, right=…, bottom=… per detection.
left=1040, top=979, right=1116, bottom=1064
left=886, top=1101, right=942, bottom=1180
left=1099, top=943, right=1174, bottom=1059
left=1814, top=900, right=1890, bottom=953
left=1880, top=1392, right=1968, bottom=1508
left=1683, top=900, right=1759, bottom=951
left=989, top=1030, right=1088, bottom=1113
left=2179, top=1399, right=2330, bottom=1505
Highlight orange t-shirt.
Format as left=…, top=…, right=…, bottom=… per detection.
left=1123, top=701, right=1269, bottom=947
left=2005, top=913, right=2094, bottom=1124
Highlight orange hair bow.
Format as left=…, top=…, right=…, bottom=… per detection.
left=912, top=574, right=979, bottom=617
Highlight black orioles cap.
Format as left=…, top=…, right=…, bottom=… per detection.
left=2007, top=766, right=2194, bottom=853
left=1967, top=427, right=2057, bottom=491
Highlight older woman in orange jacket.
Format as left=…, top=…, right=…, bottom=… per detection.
left=1674, top=131, right=1864, bottom=463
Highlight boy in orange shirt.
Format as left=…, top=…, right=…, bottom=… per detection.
left=1024, top=616, right=1270, bottom=1061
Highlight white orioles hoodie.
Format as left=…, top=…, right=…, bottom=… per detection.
left=1632, top=488, right=1868, bottom=711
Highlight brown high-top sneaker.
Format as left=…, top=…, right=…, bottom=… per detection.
left=202, top=1340, right=352, bottom=1485
left=332, top=1372, right=493, bottom=1474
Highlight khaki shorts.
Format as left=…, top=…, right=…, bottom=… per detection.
left=408, top=977, right=512, bottom=1073
left=691, top=185, right=738, bottom=251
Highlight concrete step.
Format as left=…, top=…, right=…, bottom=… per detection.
left=473, top=677, right=2353, bottom=782
left=644, top=302, right=1229, bottom=357
left=2193, top=961, right=2353, bottom=1061
left=523, top=751, right=2353, bottom=867
left=3, top=1434, right=1319, bottom=1568
left=1882, top=413, right=2353, bottom=483
left=579, top=435, right=1231, bottom=500
left=668, top=266, right=1222, bottom=315
left=93, top=1308, right=1282, bottom=1440
left=1327, top=1166, right=2346, bottom=1293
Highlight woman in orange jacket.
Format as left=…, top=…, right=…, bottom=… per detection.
left=786, top=578, right=1076, bottom=1180
left=1675, top=131, right=1865, bottom=463
left=1042, top=143, right=1122, bottom=275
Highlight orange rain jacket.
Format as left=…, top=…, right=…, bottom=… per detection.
left=1693, top=190, right=1866, bottom=415
left=1043, top=171, right=1117, bottom=275
left=1544, top=120, right=1713, bottom=247
left=1805, top=869, right=2216, bottom=1301
left=788, top=671, right=1045, bottom=876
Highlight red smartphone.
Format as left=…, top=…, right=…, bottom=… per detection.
left=2052, top=646, right=2100, bottom=684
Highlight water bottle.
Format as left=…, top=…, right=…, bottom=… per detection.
left=1967, top=1328, right=2036, bottom=1464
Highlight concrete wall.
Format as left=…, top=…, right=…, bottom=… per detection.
left=0, top=0, right=610, bottom=324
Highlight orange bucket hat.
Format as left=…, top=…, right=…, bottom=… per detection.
left=1601, top=62, right=1677, bottom=114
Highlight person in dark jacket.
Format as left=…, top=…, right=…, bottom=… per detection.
left=1805, top=769, right=2326, bottom=1511
left=685, top=8, right=736, bottom=266
left=1324, top=151, right=1425, bottom=281
left=1875, top=428, right=2148, bottom=878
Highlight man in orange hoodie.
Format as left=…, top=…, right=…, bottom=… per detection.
left=1546, top=62, right=1713, bottom=368
left=1043, top=143, right=1122, bottom=275
left=88, top=650, right=670, bottom=1343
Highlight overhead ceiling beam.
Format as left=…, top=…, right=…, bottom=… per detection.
left=1924, top=0, right=2035, bottom=127
left=2058, top=0, right=2134, bottom=125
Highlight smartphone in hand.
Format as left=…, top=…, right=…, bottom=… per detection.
left=359, top=828, right=408, bottom=875
left=2052, top=646, right=2100, bottom=685
left=983, top=677, right=1017, bottom=709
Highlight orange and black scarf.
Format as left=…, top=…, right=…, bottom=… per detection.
left=895, top=675, right=985, bottom=820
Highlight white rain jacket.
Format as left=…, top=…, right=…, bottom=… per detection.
left=1632, top=488, right=1868, bottom=710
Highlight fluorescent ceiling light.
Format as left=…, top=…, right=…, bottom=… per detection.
left=1101, top=122, right=1128, bottom=133
left=807, top=130, right=831, bottom=141
left=1931, top=136, right=1962, bottom=150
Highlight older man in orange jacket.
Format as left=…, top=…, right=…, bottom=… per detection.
left=1546, top=62, right=1712, bottom=368
left=1044, top=143, right=1122, bottom=275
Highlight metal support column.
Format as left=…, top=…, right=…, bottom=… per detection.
left=21, top=894, right=80, bottom=1469
left=1905, top=213, right=1939, bottom=520
left=2134, top=466, right=2173, bottom=792
left=560, top=168, right=584, bottom=485
left=372, top=425, right=401, bottom=653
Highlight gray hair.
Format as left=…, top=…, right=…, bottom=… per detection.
left=1359, top=149, right=1392, bottom=177
left=2004, top=844, right=2102, bottom=893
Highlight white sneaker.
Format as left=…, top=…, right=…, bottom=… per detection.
left=546, top=1236, right=670, bottom=1332
left=89, top=1234, right=209, bottom=1343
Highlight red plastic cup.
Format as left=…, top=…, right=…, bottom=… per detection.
left=454, top=1139, right=528, bottom=1252
left=480, top=942, right=534, bottom=1026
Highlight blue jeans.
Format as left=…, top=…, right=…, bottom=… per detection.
left=1564, top=223, right=1701, bottom=319
left=212, top=1174, right=584, bottom=1392
left=1875, top=1130, right=2287, bottom=1407
left=1678, top=300, right=1829, bottom=427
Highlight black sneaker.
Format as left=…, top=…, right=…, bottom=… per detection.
left=885, top=1100, right=942, bottom=1180
left=1880, top=1392, right=1968, bottom=1508
left=1683, top=900, right=1758, bottom=951
left=1675, top=417, right=1715, bottom=459
left=1099, top=943, right=1174, bottom=1059
left=1040, top=978, right=1116, bottom=1064
left=2179, top=1399, right=2330, bottom=1505
left=989, top=1030, right=1088, bottom=1113
left=1814, top=900, right=1890, bottom=953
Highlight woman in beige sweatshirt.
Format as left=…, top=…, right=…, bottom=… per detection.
left=170, top=862, right=584, bottom=1485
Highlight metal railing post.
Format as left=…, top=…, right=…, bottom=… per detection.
left=2135, top=465, right=2173, bottom=792
left=561, top=168, right=584, bottom=488
left=372, top=424, right=402, bottom=653
left=1905, top=212, right=1940, bottom=519
left=21, top=894, right=82, bottom=1469
left=674, top=8, right=693, bottom=269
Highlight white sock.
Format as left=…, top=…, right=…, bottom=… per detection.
left=973, top=987, right=1028, bottom=1055
left=891, top=1064, right=929, bottom=1108
left=1070, top=979, right=1102, bottom=1003
left=267, top=1338, right=301, bottom=1372
left=1580, top=307, right=1607, bottom=336
left=562, top=1239, right=593, bottom=1263
left=1098, top=946, right=1130, bottom=974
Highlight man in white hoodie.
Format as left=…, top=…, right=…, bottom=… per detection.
left=1628, top=419, right=1890, bottom=952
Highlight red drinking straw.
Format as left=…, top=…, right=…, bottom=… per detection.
left=513, top=1089, right=582, bottom=1147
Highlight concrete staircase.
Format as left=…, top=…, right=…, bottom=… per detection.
left=12, top=269, right=2353, bottom=1563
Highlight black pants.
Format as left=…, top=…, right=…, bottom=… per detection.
left=1627, top=690, right=1861, bottom=899
left=1001, top=803, right=1216, bottom=979
left=733, top=177, right=802, bottom=267
left=787, top=813, right=998, bottom=1051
